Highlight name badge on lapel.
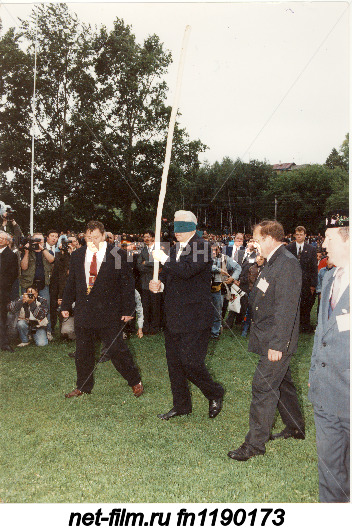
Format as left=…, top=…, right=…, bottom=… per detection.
left=257, top=277, right=269, bottom=293
left=336, top=313, right=350, bottom=333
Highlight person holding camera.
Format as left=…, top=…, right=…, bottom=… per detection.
left=50, top=236, right=78, bottom=340
left=1, top=206, right=23, bottom=248
left=20, top=233, right=54, bottom=340
left=8, top=286, right=49, bottom=347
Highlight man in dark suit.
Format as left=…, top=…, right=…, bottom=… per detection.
left=287, top=226, right=318, bottom=332
left=0, top=231, right=19, bottom=352
left=223, top=232, right=245, bottom=261
left=137, top=230, right=161, bottom=334
left=228, top=220, right=305, bottom=461
left=61, top=220, right=143, bottom=398
left=309, top=222, right=349, bottom=502
left=150, top=210, right=224, bottom=420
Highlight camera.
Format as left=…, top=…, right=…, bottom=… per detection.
left=27, top=293, right=35, bottom=299
left=5, top=208, right=16, bottom=221
left=30, top=237, right=42, bottom=251
left=61, top=239, right=69, bottom=252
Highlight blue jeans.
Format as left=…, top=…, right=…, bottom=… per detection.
left=17, top=319, right=48, bottom=346
left=211, top=290, right=223, bottom=337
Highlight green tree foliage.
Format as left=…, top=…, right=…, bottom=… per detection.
left=0, top=3, right=206, bottom=233
left=267, top=165, right=347, bottom=234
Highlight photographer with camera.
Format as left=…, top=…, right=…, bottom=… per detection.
left=1, top=205, right=23, bottom=248
left=8, top=285, right=49, bottom=347
left=20, top=232, right=55, bottom=340
left=50, top=235, right=78, bottom=340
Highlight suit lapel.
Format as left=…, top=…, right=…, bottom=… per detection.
left=322, top=276, right=349, bottom=335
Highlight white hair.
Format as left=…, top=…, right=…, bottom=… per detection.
left=174, top=210, right=197, bottom=224
left=0, top=230, right=12, bottom=242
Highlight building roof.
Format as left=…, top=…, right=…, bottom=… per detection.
left=272, top=163, right=296, bottom=170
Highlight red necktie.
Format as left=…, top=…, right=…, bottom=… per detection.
left=88, top=253, right=97, bottom=294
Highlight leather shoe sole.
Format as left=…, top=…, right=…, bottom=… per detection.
left=157, top=408, right=191, bottom=420
left=209, top=398, right=223, bottom=418
left=270, top=429, right=305, bottom=441
left=65, top=388, right=90, bottom=398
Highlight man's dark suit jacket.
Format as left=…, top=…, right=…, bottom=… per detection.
left=249, top=245, right=302, bottom=356
left=61, top=244, right=135, bottom=328
left=159, top=234, right=213, bottom=334
left=0, top=246, right=18, bottom=302
left=286, top=241, right=317, bottom=289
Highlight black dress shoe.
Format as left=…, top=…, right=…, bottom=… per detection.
left=1, top=345, right=14, bottom=353
left=228, top=442, right=264, bottom=461
left=209, top=397, right=223, bottom=418
left=270, top=428, right=305, bottom=440
left=157, top=407, right=191, bottom=420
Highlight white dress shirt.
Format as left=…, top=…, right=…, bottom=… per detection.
left=84, top=241, right=107, bottom=288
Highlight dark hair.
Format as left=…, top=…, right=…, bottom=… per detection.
left=47, top=229, right=58, bottom=237
left=28, top=285, right=39, bottom=292
left=85, top=220, right=105, bottom=235
left=144, top=230, right=155, bottom=238
left=255, top=220, right=285, bottom=242
left=295, top=225, right=306, bottom=234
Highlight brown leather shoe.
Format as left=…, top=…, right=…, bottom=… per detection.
left=65, top=388, right=89, bottom=398
left=132, top=381, right=144, bottom=397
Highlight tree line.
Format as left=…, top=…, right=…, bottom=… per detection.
left=0, top=3, right=348, bottom=235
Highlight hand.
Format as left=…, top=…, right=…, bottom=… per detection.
left=310, top=287, right=316, bottom=295
left=219, top=269, right=230, bottom=276
left=61, top=311, right=70, bottom=318
left=137, top=328, right=143, bottom=338
left=57, top=299, right=62, bottom=306
left=152, top=249, right=168, bottom=263
left=149, top=279, right=161, bottom=293
left=234, top=280, right=240, bottom=286
left=38, top=243, right=44, bottom=251
left=224, top=277, right=234, bottom=285
left=121, top=315, right=134, bottom=322
left=268, top=349, right=282, bottom=362
left=308, top=383, right=310, bottom=388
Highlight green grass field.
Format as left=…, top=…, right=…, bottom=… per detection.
left=0, top=322, right=319, bottom=503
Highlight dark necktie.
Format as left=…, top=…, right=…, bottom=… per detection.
left=88, top=253, right=97, bottom=294
left=298, top=246, right=302, bottom=260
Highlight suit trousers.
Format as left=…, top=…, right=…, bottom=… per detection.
left=314, top=406, right=350, bottom=503
left=74, top=325, right=141, bottom=393
left=245, top=352, right=305, bottom=452
left=300, top=286, right=315, bottom=329
left=164, top=327, right=224, bottom=413
left=0, top=300, right=9, bottom=348
left=141, top=289, right=161, bottom=333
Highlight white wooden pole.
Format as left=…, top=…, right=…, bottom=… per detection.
left=153, top=25, right=191, bottom=281
left=30, top=6, right=38, bottom=235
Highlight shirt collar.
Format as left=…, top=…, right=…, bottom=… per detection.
left=267, top=243, right=283, bottom=262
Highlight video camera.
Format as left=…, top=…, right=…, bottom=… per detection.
left=19, top=236, right=42, bottom=251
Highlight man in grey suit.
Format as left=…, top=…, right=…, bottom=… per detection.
left=308, top=222, right=349, bottom=502
left=228, top=220, right=305, bottom=461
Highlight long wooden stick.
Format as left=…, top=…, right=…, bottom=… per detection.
left=153, top=25, right=191, bottom=281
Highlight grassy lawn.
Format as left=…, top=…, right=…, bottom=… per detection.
left=0, top=321, right=319, bottom=503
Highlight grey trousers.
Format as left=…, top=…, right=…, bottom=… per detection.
left=314, top=406, right=350, bottom=503
left=245, top=352, right=305, bottom=452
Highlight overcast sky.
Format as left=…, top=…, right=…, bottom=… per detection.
left=1, top=1, right=350, bottom=166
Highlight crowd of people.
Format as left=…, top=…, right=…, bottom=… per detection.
left=0, top=206, right=349, bottom=503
